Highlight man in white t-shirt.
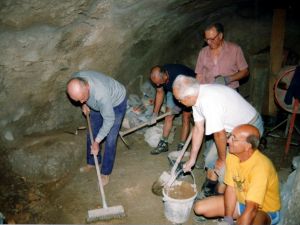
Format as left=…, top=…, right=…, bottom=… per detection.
left=172, top=75, right=264, bottom=198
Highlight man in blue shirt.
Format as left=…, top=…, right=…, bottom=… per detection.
left=66, top=71, right=127, bottom=186
left=148, top=64, right=196, bottom=154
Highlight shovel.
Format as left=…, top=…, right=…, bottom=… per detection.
left=119, top=111, right=172, bottom=137
left=151, top=131, right=192, bottom=196
left=119, top=111, right=172, bottom=142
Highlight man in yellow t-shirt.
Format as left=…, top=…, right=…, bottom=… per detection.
left=193, top=124, right=281, bottom=225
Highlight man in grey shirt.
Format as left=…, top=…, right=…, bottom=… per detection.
left=66, top=71, right=127, bottom=186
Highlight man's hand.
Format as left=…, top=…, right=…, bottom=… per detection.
left=82, top=104, right=90, bottom=116
left=170, top=105, right=181, bottom=115
left=183, top=159, right=196, bottom=172
left=215, top=75, right=230, bottom=85
left=196, top=73, right=206, bottom=83
left=148, top=112, right=158, bottom=125
left=91, top=141, right=100, bottom=155
left=214, top=158, right=226, bottom=182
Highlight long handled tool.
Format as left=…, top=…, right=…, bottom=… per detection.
left=151, top=131, right=192, bottom=196
left=165, top=131, right=193, bottom=188
left=119, top=133, right=130, bottom=149
left=119, top=111, right=172, bottom=139
left=86, top=113, right=125, bottom=222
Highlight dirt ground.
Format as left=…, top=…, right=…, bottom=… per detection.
left=0, top=118, right=299, bottom=224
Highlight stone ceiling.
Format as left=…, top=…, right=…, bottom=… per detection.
left=0, top=0, right=299, bottom=148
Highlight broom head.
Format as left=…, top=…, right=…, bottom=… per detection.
left=87, top=205, right=125, bottom=223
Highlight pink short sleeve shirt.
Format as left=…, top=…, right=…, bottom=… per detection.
left=195, top=41, right=248, bottom=89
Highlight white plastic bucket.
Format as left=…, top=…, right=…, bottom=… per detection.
left=162, top=171, right=197, bottom=224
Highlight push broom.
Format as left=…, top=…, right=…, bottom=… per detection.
left=86, top=113, right=125, bottom=222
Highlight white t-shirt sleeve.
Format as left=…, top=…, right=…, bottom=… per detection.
left=200, top=102, right=225, bottom=135
left=192, top=96, right=224, bottom=135
left=192, top=105, right=205, bottom=122
left=205, top=109, right=225, bottom=135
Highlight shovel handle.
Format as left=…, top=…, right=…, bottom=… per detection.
left=165, top=132, right=192, bottom=187
left=119, top=111, right=172, bottom=137
left=170, top=131, right=192, bottom=176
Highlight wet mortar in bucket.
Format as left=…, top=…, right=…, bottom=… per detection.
left=166, top=181, right=195, bottom=199
left=163, top=177, right=197, bottom=224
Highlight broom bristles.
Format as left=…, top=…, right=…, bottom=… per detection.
left=87, top=205, right=125, bottom=222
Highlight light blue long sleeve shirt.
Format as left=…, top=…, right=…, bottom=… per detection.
left=73, top=71, right=126, bottom=142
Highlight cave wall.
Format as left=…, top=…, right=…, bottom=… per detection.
left=0, top=0, right=299, bottom=148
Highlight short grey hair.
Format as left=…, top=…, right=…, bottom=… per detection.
left=246, top=135, right=260, bottom=149
left=173, top=75, right=200, bottom=99
left=204, top=22, right=224, bottom=34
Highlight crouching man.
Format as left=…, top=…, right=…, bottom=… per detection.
left=172, top=75, right=264, bottom=197
left=194, top=124, right=281, bottom=225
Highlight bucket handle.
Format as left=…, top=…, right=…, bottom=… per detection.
left=165, top=169, right=196, bottom=191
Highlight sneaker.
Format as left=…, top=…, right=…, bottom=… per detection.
left=151, top=140, right=168, bottom=155
left=193, top=215, right=207, bottom=223
left=177, top=142, right=185, bottom=151
left=195, top=190, right=206, bottom=201
left=201, top=178, right=218, bottom=197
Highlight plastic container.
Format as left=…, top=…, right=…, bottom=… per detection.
left=162, top=171, right=197, bottom=224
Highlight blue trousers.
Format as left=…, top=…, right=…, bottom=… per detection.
left=86, top=97, right=127, bottom=175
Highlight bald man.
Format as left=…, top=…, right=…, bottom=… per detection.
left=66, top=71, right=127, bottom=186
left=193, top=124, right=281, bottom=225
left=172, top=75, right=264, bottom=198
left=148, top=64, right=195, bottom=155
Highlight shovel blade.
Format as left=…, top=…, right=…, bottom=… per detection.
left=152, top=171, right=171, bottom=196
left=158, top=171, right=172, bottom=185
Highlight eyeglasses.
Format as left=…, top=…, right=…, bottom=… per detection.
left=204, top=32, right=219, bottom=42
left=227, top=133, right=246, bottom=142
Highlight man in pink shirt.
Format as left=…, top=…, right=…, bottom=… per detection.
left=195, top=23, right=249, bottom=89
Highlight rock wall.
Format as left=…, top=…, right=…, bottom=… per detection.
left=0, top=0, right=220, bottom=146
left=0, top=2, right=300, bottom=220
left=280, top=157, right=300, bottom=225
left=0, top=0, right=197, bottom=146
left=0, top=0, right=299, bottom=148
left=7, top=132, right=84, bottom=183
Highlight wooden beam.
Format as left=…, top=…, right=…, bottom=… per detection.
left=268, top=8, right=286, bottom=116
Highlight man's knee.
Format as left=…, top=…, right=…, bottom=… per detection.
left=194, top=200, right=206, bottom=215
left=182, top=119, right=191, bottom=128
left=164, top=115, right=174, bottom=123
left=253, top=211, right=271, bottom=225
left=182, top=111, right=191, bottom=121
left=194, top=196, right=224, bottom=217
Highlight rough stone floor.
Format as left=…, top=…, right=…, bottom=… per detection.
left=0, top=120, right=299, bottom=224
